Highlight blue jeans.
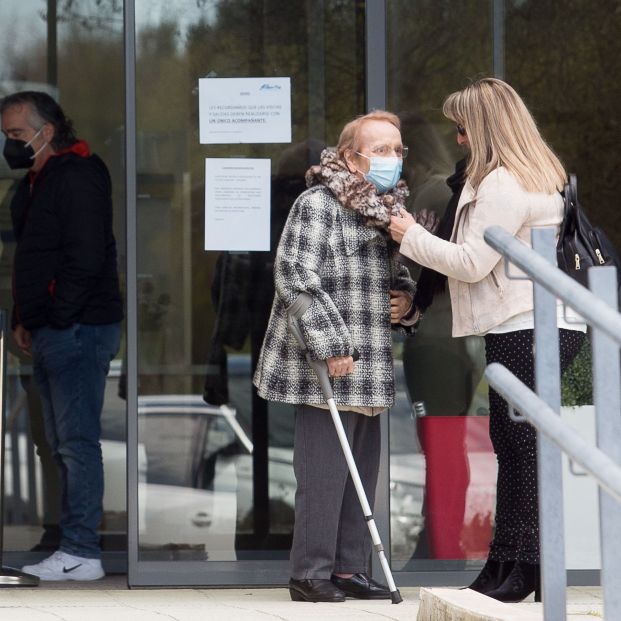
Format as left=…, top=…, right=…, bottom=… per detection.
left=31, top=322, right=121, bottom=559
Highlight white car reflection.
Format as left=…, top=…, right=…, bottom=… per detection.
left=102, top=395, right=425, bottom=561
left=103, top=396, right=299, bottom=560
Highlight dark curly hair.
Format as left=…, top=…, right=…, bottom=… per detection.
left=0, top=91, right=77, bottom=150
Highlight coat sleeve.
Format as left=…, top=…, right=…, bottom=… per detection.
left=392, top=259, right=418, bottom=335
left=399, top=170, right=530, bottom=283
left=274, top=191, right=353, bottom=361
left=49, top=163, right=109, bottom=328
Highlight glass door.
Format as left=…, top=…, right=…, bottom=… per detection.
left=385, top=0, right=619, bottom=585
left=0, top=0, right=126, bottom=571
left=127, top=0, right=367, bottom=585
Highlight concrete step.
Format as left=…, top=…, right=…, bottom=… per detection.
left=417, top=587, right=540, bottom=621
left=417, top=587, right=604, bottom=621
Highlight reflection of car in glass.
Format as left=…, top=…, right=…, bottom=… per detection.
left=101, top=394, right=430, bottom=561
left=103, top=395, right=297, bottom=560
left=102, top=438, right=239, bottom=561
left=6, top=377, right=490, bottom=563
left=389, top=453, right=425, bottom=560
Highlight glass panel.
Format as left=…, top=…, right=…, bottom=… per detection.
left=0, top=0, right=125, bottom=557
left=388, top=0, right=621, bottom=571
left=387, top=0, right=493, bottom=569
left=504, top=1, right=618, bottom=572
left=504, top=1, right=621, bottom=258
left=134, top=0, right=365, bottom=562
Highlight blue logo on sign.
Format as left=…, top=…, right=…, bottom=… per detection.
left=260, top=83, right=281, bottom=91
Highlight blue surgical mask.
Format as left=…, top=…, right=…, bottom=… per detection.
left=356, top=153, right=402, bottom=193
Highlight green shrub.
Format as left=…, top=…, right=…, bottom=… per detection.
left=561, top=338, right=593, bottom=407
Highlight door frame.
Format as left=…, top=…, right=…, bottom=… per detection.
left=124, top=0, right=485, bottom=588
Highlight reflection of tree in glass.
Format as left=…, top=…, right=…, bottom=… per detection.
left=138, top=279, right=171, bottom=332
left=388, top=0, right=621, bottom=252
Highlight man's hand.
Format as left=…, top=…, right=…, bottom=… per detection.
left=390, top=290, right=413, bottom=324
left=13, top=324, right=32, bottom=355
left=326, top=355, right=355, bottom=377
left=388, top=208, right=416, bottom=243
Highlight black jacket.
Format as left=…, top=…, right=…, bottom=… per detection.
left=412, top=158, right=467, bottom=313
left=10, top=150, right=123, bottom=330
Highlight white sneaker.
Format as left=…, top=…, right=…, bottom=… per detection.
left=22, top=551, right=105, bottom=581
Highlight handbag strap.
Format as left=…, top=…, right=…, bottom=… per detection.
left=563, top=173, right=578, bottom=216
left=568, top=173, right=595, bottom=234
left=569, top=173, right=577, bottom=203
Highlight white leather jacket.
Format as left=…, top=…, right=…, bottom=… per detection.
left=400, top=167, right=564, bottom=337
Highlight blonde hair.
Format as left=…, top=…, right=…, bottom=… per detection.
left=442, top=78, right=566, bottom=193
left=336, top=110, right=401, bottom=160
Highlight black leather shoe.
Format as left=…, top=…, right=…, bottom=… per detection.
left=466, top=559, right=515, bottom=594
left=485, top=561, right=541, bottom=603
left=288, top=578, right=346, bottom=602
left=331, top=573, right=391, bottom=599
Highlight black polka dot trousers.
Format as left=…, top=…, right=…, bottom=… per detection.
left=484, top=328, right=585, bottom=564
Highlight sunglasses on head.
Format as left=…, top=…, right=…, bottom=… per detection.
left=456, top=124, right=467, bottom=137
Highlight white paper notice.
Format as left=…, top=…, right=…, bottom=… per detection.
left=199, top=77, right=291, bottom=144
left=204, top=158, right=271, bottom=252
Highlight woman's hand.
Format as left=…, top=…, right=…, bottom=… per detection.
left=390, top=290, right=412, bottom=324
left=388, top=208, right=416, bottom=243
left=326, top=355, right=355, bottom=377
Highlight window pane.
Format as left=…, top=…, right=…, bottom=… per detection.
left=388, top=0, right=496, bottom=568
left=0, top=0, right=125, bottom=557
left=387, top=0, right=620, bottom=572
left=134, top=0, right=365, bottom=562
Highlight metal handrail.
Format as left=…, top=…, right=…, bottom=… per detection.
left=483, top=225, right=621, bottom=621
left=484, top=225, right=621, bottom=344
left=485, top=363, right=621, bottom=502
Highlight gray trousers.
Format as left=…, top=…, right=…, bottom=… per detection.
left=290, top=404, right=381, bottom=579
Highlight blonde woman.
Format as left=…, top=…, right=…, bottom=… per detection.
left=389, top=78, right=586, bottom=603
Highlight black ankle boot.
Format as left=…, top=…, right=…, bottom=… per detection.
left=485, top=561, right=541, bottom=603
left=466, top=559, right=515, bottom=594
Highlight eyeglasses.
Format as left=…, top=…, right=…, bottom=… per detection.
left=456, top=124, right=467, bottom=137
left=366, top=145, right=409, bottom=159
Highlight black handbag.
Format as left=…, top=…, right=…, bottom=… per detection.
left=556, top=174, right=621, bottom=288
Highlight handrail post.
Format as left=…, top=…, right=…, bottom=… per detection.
left=589, top=266, right=621, bottom=618
left=532, top=228, right=566, bottom=618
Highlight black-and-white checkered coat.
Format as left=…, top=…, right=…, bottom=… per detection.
left=253, top=185, right=416, bottom=408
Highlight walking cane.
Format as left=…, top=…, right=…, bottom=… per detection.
left=287, top=293, right=403, bottom=605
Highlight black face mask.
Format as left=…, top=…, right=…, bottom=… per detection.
left=2, top=127, right=45, bottom=170
left=3, top=137, right=36, bottom=170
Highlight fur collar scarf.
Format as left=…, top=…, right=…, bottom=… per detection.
left=305, top=148, right=409, bottom=230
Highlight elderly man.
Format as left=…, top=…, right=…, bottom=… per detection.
left=1, top=91, right=122, bottom=580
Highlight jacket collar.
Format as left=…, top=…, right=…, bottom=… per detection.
left=450, top=181, right=476, bottom=242
left=28, top=140, right=91, bottom=186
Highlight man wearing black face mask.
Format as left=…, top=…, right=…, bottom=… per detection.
left=0, top=91, right=123, bottom=580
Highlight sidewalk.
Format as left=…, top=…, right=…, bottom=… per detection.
left=0, top=578, right=605, bottom=620
left=1, top=582, right=422, bottom=621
